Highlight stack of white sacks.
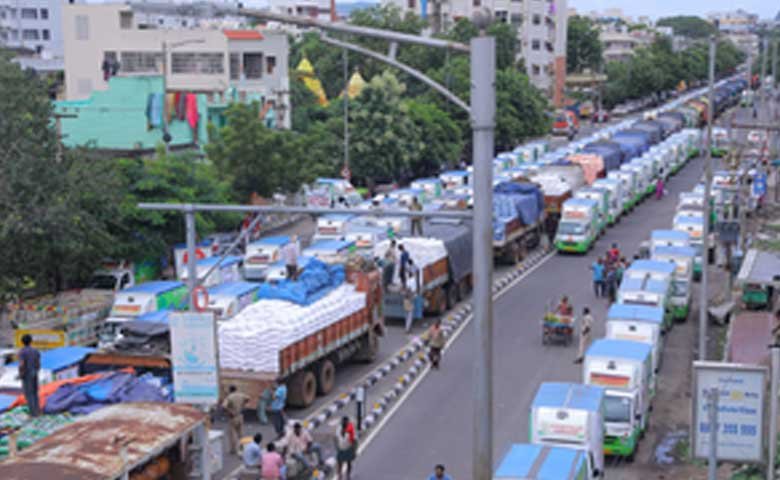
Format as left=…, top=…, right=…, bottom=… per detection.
left=374, top=238, right=448, bottom=289
left=218, top=285, right=366, bottom=373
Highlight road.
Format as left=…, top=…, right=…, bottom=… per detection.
left=351, top=152, right=707, bottom=479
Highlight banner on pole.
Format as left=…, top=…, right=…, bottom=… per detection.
left=170, top=312, right=219, bottom=405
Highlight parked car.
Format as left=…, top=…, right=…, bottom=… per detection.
left=552, top=110, right=579, bottom=139
left=612, top=103, right=633, bottom=117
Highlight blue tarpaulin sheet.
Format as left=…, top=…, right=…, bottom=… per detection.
left=257, top=258, right=345, bottom=305
left=493, top=182, right=544, bottom=225
left=43, top=372, right=170, bottom=415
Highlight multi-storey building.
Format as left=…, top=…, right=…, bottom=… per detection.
left=383, top=0, right=568, bottom=106
left=56, top=3, right=290, bottom=152
left=0, top=0, right=80, bottom=71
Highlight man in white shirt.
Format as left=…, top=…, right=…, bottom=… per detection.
left=281, top=235, right=300, bottom=280
left=242, top=433, right=263, bottom=474
left=283, top=422, right=322, bottom=470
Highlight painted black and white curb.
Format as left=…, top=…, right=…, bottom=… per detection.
left=306, top=246, right=553, bottom=472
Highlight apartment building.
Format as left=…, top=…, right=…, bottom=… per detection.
left=56, top=3, right=290, bottom=151
left=0, top=0, right=81, bottom=71
left=383, top=0, right=568, bottom=106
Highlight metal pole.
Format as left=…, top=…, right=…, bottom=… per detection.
left=162, top=40, right=170, bottom=155
left=773, top=40, right=778, bottom=89
left=700, top=36, right=716, bottom=362
left=185, top=208, right=197, bottom=310
left=471, top=35, right=495, bottom=480
left=343, top=48, right=350, bottom=178
left=769, top=345, right=779, bottom=480
left=708, top=387, right=719, bottom=480
left=762, top=37, right=769, bottom=119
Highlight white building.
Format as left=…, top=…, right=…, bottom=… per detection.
left=0, top=0, right=82, bottom=71
left=61, top=3, right=290, bottom=127
left=383, top=0, right=568, bottom=106
left=707, top=9, right=758, bottom=33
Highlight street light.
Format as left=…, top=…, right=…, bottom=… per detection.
left=161, top=38, right=206, bottom=154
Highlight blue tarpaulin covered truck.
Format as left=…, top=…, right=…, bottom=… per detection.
left=492, top=181, right=545, bottom=263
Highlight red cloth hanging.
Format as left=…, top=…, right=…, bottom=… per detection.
left=185, top=93, right=199, bottom=132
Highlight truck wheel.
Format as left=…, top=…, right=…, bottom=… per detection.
left=354, top=330, right=379, bottom=363
left=287, top=369, right=317, bottom=408
left=446, top=285, right=458, bottom=310
left=316, top=359, right=336, bottom=395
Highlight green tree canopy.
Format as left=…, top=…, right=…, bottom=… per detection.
left=656, top=16, right=716, bottom=38
left=567, top=15, right=604, bottom=73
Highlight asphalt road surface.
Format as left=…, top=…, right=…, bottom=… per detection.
left=351, top=151, right=708, bottom=479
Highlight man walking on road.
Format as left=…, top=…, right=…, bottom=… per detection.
left=282, top=235, right=300, bottom=280
left=428, top=464, right=453, bottom=480
left=269, top=379, right=288, bottom=438
left=590, top=258, right=605, bottom=297
left=427, top=320, right=446, bottom=369
left=403, top=287, right=415, bottom=333
left=398, top=244, right=411, bottom=286
left=222, top=385, right=250, bottom=455
left=18, top=334, right=40, bottom=417
left=575, top=307, right=593, bottom=364
left=410, top=197, right=424, bottom=236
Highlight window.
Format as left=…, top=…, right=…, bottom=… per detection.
left=532, top=14, right=541, bottom=25
left=21, top=8, right=37, bottom=19
left=473, top=0, right=481, bottom=6
left=495, top=10, right=508, bottom=23
left=120, top=11, right=133, bottom=29
left=531, top=39, right=540, bottom=50
left=75, top=15, right=89, bottom=41
left=407, top=0, right=415, bottom=9
left=531, top=64, right=540, bottom=75
left=8, top=8, right=16, bottom=19
left=42, top=29, right=50, bottom=40
left=120, top=51, right=162, bottom=73
left=229, top=53, right=240, bottom=80
left=510, top=13, right=523, bottom=25
left=40, top=8, right=48, bottom=19
left=171, top=52, right=225, bottom=75
left=22, top=29, right=40, bottom=40
left=244, top=52, right=263, bottom=79
left=266, top=56, right=276, bottom=75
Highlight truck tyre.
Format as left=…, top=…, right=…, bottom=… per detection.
left=316, top=359, right=336, bottom=395
left=446, top=285, right=458, bottom=310
left=354, top=330, right=379, bottom=363
left=287, top=369, right=317, bottom=408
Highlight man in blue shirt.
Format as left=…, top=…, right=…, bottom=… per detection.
left=242, top=433, right=263, bottom=474
left=269, top=379, right=288, bottom=438
left=18, top=334, right=41, bottom=417
left=399, top=244, right=410, bottom=285
left=428, top=464, right=452, bottom=480
left=590, top=258, right=605, bottom=298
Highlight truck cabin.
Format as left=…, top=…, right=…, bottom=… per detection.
left=303, top=239, right=356, bottom=265
left=206, top=281, right=261, bottom=320
left=410, top=178, right=444, bottom=198
left=650, top=229, right=691, bottom=252
left=617, top=277, right=669, bottom=311
left=494, top=444, right=591, bottom=480
left=313, top=213, right=357, bottom=242
left=344, top=225, right=389, bottom=253
left=672, top=215, right=704, bottom=245
left=179, top=255, right=243, bottom=288
left=736, top=249, right=780, bottom=311
left=623, top=260, right=675, bottom=283
left=439, top=170, right=470, bottom=190
left=243, top=236, right=291, bottom=280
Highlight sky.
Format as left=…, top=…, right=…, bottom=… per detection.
left=569, top=0, right=777, bottom=20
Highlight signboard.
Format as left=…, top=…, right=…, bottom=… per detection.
left=752, top=173, right=767, bottom=197
left=169, top=312, right=219, bottom=405
left=14, top=329, right=66, bottom=350
left=589, top=372, right=631, bottom=389
left=536, top=407, right=588, bottom=443
left=692, top=361, right=767, bottom=463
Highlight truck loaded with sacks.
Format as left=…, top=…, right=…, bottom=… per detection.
left=218, top=257, right=383, bottom=408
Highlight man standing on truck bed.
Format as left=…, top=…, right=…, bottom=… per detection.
left=269, top=379, right=288, bottom=438
left=282, top=235, right=300, bottom=281
left=18, top=334, right=40, bottom=417
left=223, top=385, right=251, bottom=455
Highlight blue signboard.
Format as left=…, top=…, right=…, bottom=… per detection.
left=752, top=172, right=767, bottom=197
left=170, top=312, right=219, bottom=405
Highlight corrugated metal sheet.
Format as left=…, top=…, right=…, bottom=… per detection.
left=0, top=403, right=206, bottom=480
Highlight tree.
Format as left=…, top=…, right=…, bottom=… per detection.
left=0, top=54, right=123, bottom=295
left=656, top=16, right=716, bottom=39
left=348, top=71, right=424, bottom=184
left=404, top=100, right=463, bottom=174
left=494, top=69, right=551, bottom=150
left=567, top=16, right=603, bottom=73
left=109, top=152, right=240, bottom=264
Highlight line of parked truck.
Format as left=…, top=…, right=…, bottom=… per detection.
left=491, top=77, right=748, bottom=480
left=3, top=77, right=746, bottom=417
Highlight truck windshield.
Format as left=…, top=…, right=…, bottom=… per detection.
left=671, top=279, right=689, bottom=296
left=558, top=221, right=586, bottom=235
left=89, top=274, right=117, bottom=290
left=604, top=395, right=632, bottom=423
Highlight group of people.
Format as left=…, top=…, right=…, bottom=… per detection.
left=590, top=243, right=629, bottom=303
left=241, top=421, right=328, bottom=480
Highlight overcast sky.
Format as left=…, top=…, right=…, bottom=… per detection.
left=569, top=0, right=776, bottom=20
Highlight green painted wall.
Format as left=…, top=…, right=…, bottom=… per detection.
left=54, top=75, right=209, bottom=151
